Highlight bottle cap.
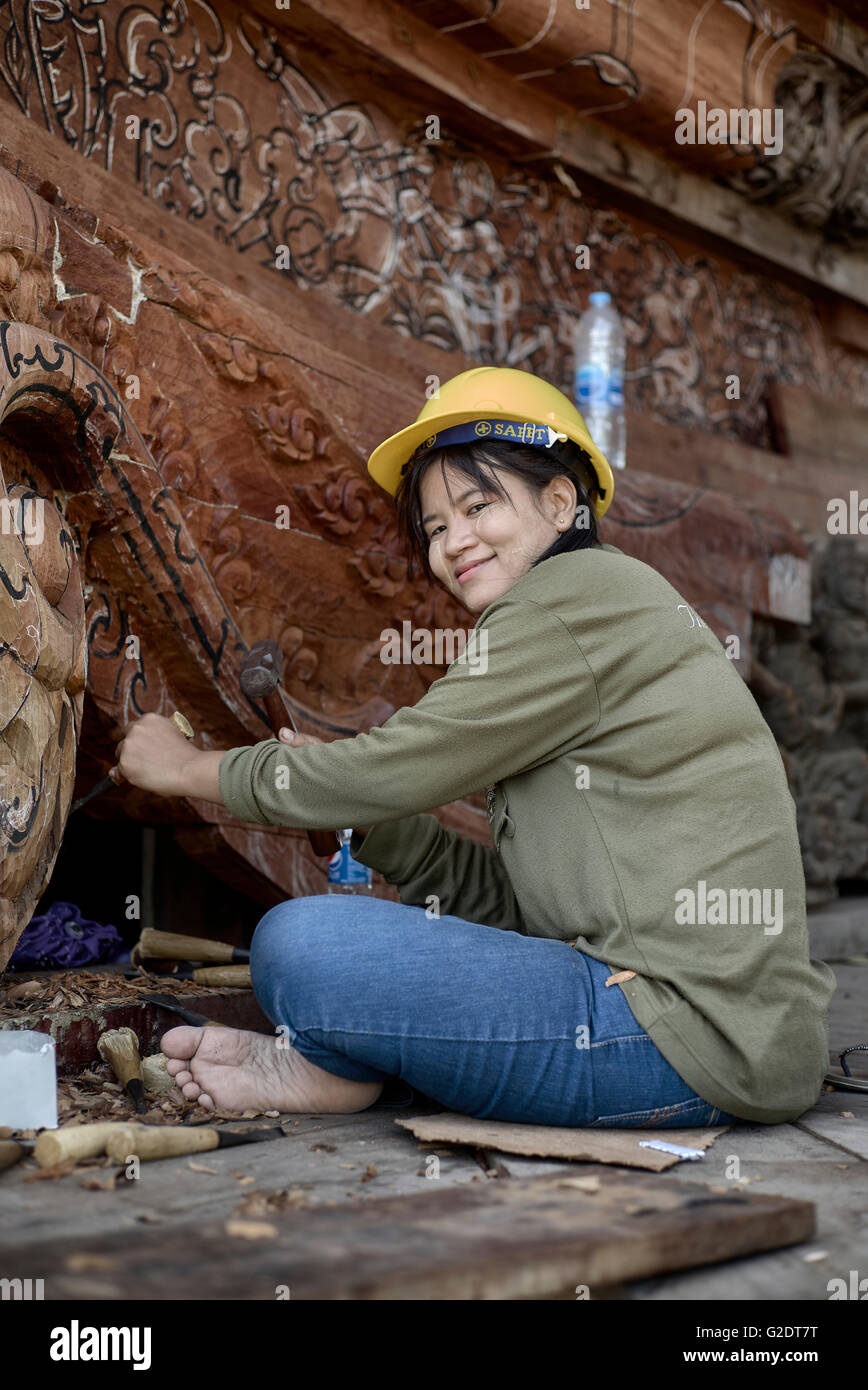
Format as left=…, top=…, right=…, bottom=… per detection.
left=589, top=291, right=612, bottom=306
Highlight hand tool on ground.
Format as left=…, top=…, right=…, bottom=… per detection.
left=131, top=927, right=250, bottom=967
left=240, top=640, right=338, bottom=858
left=0, top=1139, right=26, bottom=1172
left=70, top=710, right=195, bottom=814
left=97, top=1027, right=147, bottom=1113
left=105, top=1121, right=285, bottom=1163
left=34, top=1121, right=132, bottom=1167
left=139, top=994, right=225, bottom=1027
left=128, top=964, right=251, bottom=988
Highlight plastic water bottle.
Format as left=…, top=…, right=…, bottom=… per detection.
left=327, top=828, right=374, bottom=894
left=573, top=290, right=626, bottom=470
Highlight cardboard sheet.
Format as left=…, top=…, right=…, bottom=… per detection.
left=396, top=1111, right=732, bottom=1171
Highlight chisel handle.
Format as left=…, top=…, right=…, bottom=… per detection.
left=106, top=1125, right=222, bottom=1162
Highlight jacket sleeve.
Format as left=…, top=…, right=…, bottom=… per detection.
left=217, top=594, right=599, bottom=830
left=348, top=816, right=528, bottom=934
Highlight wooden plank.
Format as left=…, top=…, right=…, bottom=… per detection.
left=794, top=1091, right=868, bottom=1162
left=0, top=1166, right=814, bottom=1300
left=0, top=1109, right=486, bottom=1252
left=624, top=407, right=858, bottom=539
left=768, top=381, right=868, bottom=471
left=823, top=300, right=868, bottom=357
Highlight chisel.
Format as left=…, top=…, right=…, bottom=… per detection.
left=105, top=1122, right=285, bottom=1163
left=128, top=964, right=251, bottom=988
left=70, top=711, right=195, bottom=814
left=132, top=927, right=250, bottom=966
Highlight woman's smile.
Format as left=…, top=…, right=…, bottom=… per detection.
left=456, top=557, right=494, bottom=583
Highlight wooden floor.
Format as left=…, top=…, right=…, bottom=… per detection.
left=1, top=961, right=865, bottom=1300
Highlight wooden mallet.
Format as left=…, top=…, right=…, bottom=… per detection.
left=239, top=641, right=338, bottom=858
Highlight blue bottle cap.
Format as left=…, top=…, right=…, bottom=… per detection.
left=589, top=291, right=612, bottom=306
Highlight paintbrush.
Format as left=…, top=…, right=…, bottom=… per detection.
left=97, top=1027, right=147, bottom=1113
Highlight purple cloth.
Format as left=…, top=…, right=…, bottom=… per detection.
left=9, top=901, right=128, bottom=970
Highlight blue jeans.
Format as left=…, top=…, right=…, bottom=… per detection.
left=250, top=895, right=739, bottom=1128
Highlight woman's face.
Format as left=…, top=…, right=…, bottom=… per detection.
left=419, top=461, right=577, bottom=613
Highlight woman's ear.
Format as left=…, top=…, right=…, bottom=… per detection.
left=544, top=473, right=579, bottom=521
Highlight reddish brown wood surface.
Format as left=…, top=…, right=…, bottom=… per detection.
left=0, top=143, right=816, bottom=965
left=8, top=0, right=868, bottom=959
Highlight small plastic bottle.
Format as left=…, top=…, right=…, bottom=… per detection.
left=326, top=828, right=374, bottom=894
left=573, top=290, right=626, bottom=470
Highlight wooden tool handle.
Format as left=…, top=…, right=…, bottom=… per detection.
left=108, top=710, right=194, bottom=790
left=35, top=1122, right=126, bottom=1167
left=0, top=1140, right=24, bottom=1173
left=260, top=688, right=338, bottom=859
left=105, top=1125, right=220, bottom=1163
left=135, top=928, right=239, bottom=964
left=190, top=964, right=251, bottom=988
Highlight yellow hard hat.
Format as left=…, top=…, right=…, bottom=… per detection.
left=366, top=366, right=614, bottom=519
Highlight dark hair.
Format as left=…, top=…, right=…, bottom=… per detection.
left=393, top=436, right=601, bottom=583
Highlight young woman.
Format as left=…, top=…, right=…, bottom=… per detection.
left=117, top=367, right=835, bottom=1126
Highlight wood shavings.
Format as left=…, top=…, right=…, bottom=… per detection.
left=6, top=980, right=44, bottom=1001
left=78, top=1170, right=119, bottom=1191
left=20, top=1159, right=76, bottom=1181
left=225, top=1218, right=277, bottom=1240
left=188, top=1160, right=219, bottom=1174
left=359, top=1165, right=378, bottom=1183
left=232, top=1188, right=312, bottom=1220
left=64, top=1253, right=118, bottom=1272
left=555, top=1175, right=602, bottom=1193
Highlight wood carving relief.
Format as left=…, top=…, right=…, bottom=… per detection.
left=0, top=140, right=828, bottom=958
left=0, top=0, right=865, bottom=459
left=0, top=3, right=864, bottom=950
left=723, top=49, right=868, bottom=248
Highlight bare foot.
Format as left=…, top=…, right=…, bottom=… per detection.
left=161, top=1025, right=384, bottom=1114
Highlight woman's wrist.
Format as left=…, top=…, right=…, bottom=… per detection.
left=181, top=748, right=226, bottom=804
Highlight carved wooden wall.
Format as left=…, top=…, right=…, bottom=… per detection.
left=0, top=142, right=814, bottom=965
left=0, top=1, right=865, bottom=451
left=0, top=0, right=864, bottom=961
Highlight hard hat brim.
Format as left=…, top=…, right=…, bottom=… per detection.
left=367, top=407, right=614, bottom=519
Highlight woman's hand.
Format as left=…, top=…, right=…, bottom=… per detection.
left=115, top=712, right=200, bottom=798
left=277, top=727, right=323, bottom=748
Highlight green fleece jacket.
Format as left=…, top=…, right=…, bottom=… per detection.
left=218, top=543, right=836, bottom=1123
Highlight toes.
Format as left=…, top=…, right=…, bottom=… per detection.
left=160, top=1025, right=204, bottom=1061
left=165, top=1058, right=186, bottom=1077
left=198, top=1092, right=214, bottom=1109
left=181, top=1080, right=202, bottom=1100
left=173, top=1069, right=193, bottom=1088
